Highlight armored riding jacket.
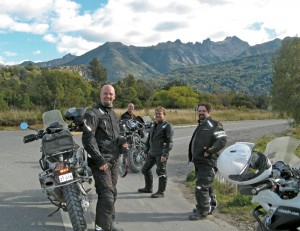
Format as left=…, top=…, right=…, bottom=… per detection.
left=144, top=120, right=174, bottom=157
left=188, top=117, right=227, bottom=166
left=82, top=104, right=125, bottom=168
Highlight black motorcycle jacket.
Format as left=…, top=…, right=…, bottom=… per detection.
left=82, top=104, right=125, bottom=168
left=144, top=120, right=174, bottom=157
left=120, top=111, right=136, bottom=120
left=188, top=117, right=227, bottom=166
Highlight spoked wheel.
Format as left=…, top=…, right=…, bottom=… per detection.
left=128, top=134, right=144, bottom=173
left=118, top=154, right=128, bottom=177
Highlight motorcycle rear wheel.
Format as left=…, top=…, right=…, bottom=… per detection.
left=62, top=183, right=87, bottom=231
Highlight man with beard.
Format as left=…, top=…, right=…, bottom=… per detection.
left=82, top=84, right=128, bottom=231
left=188, top=103, right=227, bottom=220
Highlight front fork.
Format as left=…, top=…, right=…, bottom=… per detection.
left=253, top=205, right=268, bottom=231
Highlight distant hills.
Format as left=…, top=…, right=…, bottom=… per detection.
left=19, top=36, right=285, bottom=94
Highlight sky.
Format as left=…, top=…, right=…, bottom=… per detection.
left=0, top=0, right=299, bottom=65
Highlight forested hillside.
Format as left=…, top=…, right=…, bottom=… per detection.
left=153, top=53, right=273, bottom=94
left=17, top=36, right=282, bottom=90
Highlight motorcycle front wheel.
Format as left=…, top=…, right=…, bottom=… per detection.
left=62, top=183, right=87, bottom=231
left=128, top=148, right=144, bottom=173
left=118, top=154, right=127, bottom=177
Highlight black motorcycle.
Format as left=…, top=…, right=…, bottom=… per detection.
left=119, top=117, right=147, bottom=175
left=20, top=108, right=92, bottom=231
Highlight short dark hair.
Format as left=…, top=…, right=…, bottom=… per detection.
left=197, top=103, right=212, bottom=113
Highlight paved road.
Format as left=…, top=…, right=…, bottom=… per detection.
left=0, top=119, right=288, bottom=231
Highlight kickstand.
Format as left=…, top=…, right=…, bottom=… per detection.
left=47, top=206, right=60, bottom=217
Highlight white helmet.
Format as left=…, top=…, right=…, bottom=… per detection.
left=217, top=142, right=272, bottom=185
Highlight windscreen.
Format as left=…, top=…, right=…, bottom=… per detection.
left=42, top=109, right=68, bottom=130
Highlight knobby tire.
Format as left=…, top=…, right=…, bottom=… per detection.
left=62, top=183, right=87, bottom=231
left=128, top=134, right=144, bottom=173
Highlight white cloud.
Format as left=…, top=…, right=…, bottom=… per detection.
left=0, top=14, right=48, bottom=34
left=3, top=51, right=17, bottom=56
left=57, top=35, right=100, bottom=55
left=43, top=34, right=58, bottom=43
left=1, top=0, right=300, bottom=60
left=33, top=50, right=41, bottom=55
left=0, top=0, right=53, bottom=20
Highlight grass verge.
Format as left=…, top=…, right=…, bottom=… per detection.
left=0, top=108, right=283, bottom=130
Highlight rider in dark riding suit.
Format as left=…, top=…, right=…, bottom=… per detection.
left=82, top=84, right=127, bottom=231
left=137, top=106, right=174, bottom=198
left=188, top=103, right=227, bottom=220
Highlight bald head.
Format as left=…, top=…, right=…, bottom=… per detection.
left=127, top=103, right=135, bottom=114
left=100, top=84, right=116, bottom=107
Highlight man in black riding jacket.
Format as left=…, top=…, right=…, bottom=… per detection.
left=137, top=106, right=174, bottom=198
left=82, top=84, right=128, bottom=231
left=188, top=103, right=227, bottom=220
left=120, top=103, right=136, bottom=120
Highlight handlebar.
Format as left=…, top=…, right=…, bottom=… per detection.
left=251, top=180, right=274, bottom=195
left=23, top=134, right=39, bottom=143
left=23, top=130, right=45, bottom=143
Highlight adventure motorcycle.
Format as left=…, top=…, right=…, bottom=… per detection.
left=20, top=108, right=92, bottom=231
left=217, top=136, right=300, bottom=231
left=119, top=117, right=146, bottom=175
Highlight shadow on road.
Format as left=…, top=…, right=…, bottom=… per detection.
left=0, top=189, right=66, bottom=231
left=116, top=211, right=192, bottom=222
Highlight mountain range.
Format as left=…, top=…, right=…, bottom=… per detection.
left=20, top=36, right=284, bottom=94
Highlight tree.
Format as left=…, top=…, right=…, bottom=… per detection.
left=270, top=37, right=300, bottom=123
left=88, top=57, right=107, bottom=86
left=153, top=86, right=198, bottom=108
left=162, top=80, right=186, bottom=90
left=113, top=75, right=157, bottom=108
left=231, top=95, right=256, bottom=109
left=26, top=69, right=93, bottom=109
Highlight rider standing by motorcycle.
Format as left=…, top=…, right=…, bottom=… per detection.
left=121, top=103, right=136, bottom=120
left=188, top=103, right=227, bottom=220
left=82, top=84, right=128, bottom=231
left=120, top=103, right=144, bottom=138
left=137, top=106, right=174, bottom=198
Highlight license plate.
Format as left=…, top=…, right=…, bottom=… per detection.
left=58, top=172, right=73, bottom=183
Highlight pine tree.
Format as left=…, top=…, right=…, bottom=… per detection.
left=88, top=57, right=107, bottom=86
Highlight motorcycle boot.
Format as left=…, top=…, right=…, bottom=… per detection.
left=138, top=187, right=153, bottom=193
left=150, top=191, right=164, bottom=198
left=192, top=195, right=217, bottom=215
left=95, top=224, right=125, bottom=231
left=208, top=195, right=217, bottom=215
left=150, top=175, right=166, bottom=198
left=111, top=224, right=125, bottom=231
left=138, top=174, right=153, bottom=193
left=189, top=210, right=208, bottom=221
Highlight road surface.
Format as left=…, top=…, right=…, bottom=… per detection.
left=0, top=119, right=288, bottom=231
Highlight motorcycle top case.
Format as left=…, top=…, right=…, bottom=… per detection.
left=42, top=130, right=75, bottom=156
